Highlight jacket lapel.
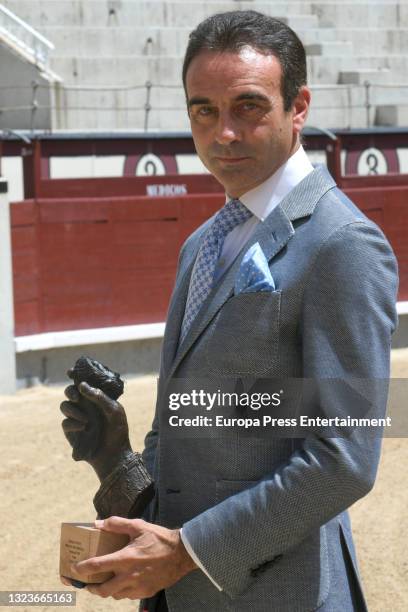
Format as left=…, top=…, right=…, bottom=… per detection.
left=166, top=165, right=336, bottom=378
left=172, top=206, right=293, bottom=369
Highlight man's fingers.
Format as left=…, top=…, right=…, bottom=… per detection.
left=64, top=385, right=80, bottom=402
left=60, top=401, right=88, bottom=423
left=60, top=576, right=72, bottom=587
left=62, top=418, right=87, bottom=434
left=85, top=572, right=135, bottom=598
left=66, top=368, right=75, bottom=380
left=95, top=516, right=145, bottom=538
left=78, top=382, right=114, bottom=414
left=111, top=586, right=140, bottom=600
left=73, top=550, right=127, bottom=576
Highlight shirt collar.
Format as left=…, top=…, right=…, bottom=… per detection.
left=227, top=146, right=314, bottom=221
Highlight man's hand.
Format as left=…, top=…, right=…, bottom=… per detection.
left=60, top=379, right=132, bottom=480
left=71, top=517, right=198, bottom=600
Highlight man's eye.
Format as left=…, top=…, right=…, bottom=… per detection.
left=197, top=107, right=214, bottom=116
left=240, top=103, right=258, bottom=111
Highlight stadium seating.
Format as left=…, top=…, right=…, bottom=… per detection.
left=1, top=0, right=408, bottom=129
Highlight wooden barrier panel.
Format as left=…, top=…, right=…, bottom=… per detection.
left=11, top=184, right=406, bottom=337
left=5, top=132, right=408, bottom=337
left=10, top=194, right=223, bottom=335
left=10, top=201, right=42, bottom=335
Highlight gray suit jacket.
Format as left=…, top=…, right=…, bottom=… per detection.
left=140, top=165, right=398, bottom=611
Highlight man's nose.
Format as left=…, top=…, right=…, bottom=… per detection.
left=214, top=111, right=241, bottom=145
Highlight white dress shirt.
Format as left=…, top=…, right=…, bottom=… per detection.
left=180, top=145, right=314, bottom=590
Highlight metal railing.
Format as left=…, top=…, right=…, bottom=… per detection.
left=0, top=3, right=54, bottom=68
left=1, top=80, right=408, bottom=131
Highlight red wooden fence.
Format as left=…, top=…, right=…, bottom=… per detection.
left=5, top=131, right=408, bottom=336
left=11, top=181, right=407, bottom=337
left=11, top=194, right=223, bottom=335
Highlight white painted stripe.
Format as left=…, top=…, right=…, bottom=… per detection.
left=397, top=301, right=408, bottom=315
left=15, top=322, right=166, bottom=353
left=15, top=302, right=408, bottom=353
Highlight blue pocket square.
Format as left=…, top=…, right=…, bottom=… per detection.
left=235, top=242, right=276, bottom=295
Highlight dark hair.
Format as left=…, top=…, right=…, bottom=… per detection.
left=182, top=10, right=307, bottom=112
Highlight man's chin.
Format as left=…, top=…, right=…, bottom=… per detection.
left=211, top=167, right=256, bottom=196
left=211, top=162, right=248, bottom=180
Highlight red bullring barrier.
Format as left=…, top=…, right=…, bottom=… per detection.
left=4, top=130, right=408, bottom=336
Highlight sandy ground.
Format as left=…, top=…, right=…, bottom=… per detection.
left=0, top=351, right=407, bottom=612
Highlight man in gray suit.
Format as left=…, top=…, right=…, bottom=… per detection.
left=61, top=11, right=398, bottom=611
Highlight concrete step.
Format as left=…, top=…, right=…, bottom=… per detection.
left=274, top=15, right=319, bottom=30
left=57, top=82, right=407, bottom=114
left=310, top=2, right=408, bottom=29
left=309, top=56, right=408, bottom=84
left=310, top=82, right=408, bottom=109
left=25, top=26, right=192, bottom=58
left=391, top=105, right=408, bottom=127
left=368, top=84, right=408, bottom=105
left=49, top=54, right=408, bottom=87
left=23, top=24, right=408, bottom=60
left=299, top=28, right=408, bottom=55
left=338, top=68, right=393, bottom=85
left=55, top=104, right=408, bottom=131
left=50, top=79, right=408, bottom=130
left=1, top=1, right=314, bottom=27
left=305, top=42, right=353, bottom=56
left=51, top=87, right=408, bottom=130
left=52, top=84, right=187, bottom=113
left=374, top=105, right=399, bottom=127
left=307, top=106, right=368, bottom=130
left=31, top=24, right=344, bottom=59
left=51, top=103, right=374, bottom=131
left=308, top=83, right=378, bottom=128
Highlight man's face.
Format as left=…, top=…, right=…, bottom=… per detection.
left=185, top=47, right=310, bottom=197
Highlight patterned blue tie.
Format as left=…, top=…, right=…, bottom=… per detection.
left=180, top=198, right=252, bottom=344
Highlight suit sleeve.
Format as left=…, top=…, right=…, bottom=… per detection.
left=181, top=220, right=399, bottom=598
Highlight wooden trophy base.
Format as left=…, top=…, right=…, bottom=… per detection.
left=60, top=523, right=129, bottom=586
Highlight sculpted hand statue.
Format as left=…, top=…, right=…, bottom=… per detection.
left=60, top=356, right=154, bottom=518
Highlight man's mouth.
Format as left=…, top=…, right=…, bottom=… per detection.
left=214, top=156, right=250, bottom=164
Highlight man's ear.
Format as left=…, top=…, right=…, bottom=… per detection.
left=292, top=86, right=311, bottom=135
